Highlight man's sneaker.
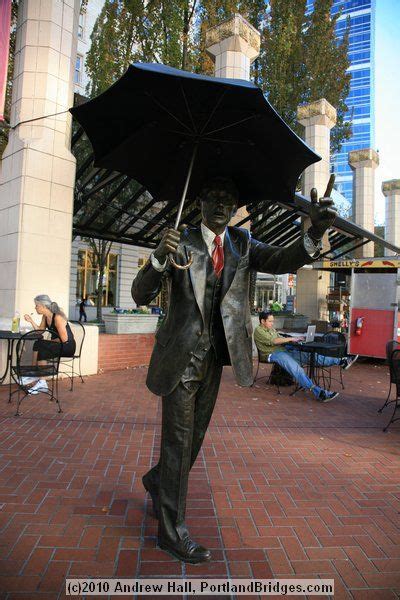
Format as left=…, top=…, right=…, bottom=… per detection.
left=318, top=390, right=339, bottom=403
left=341, top=355, right=359, bottom=370
left=29, top=379, right=48, bottom=394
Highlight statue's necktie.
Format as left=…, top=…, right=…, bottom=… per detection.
left=212, top=235, right=224, bottom=277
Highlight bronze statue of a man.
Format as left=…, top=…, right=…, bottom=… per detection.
left=132, top=176, right=336, bottom=563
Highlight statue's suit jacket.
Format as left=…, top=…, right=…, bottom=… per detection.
left=132, top=226, right=315, bottom=397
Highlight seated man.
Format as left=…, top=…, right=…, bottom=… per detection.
left=254, top=311, right=357, bottom=402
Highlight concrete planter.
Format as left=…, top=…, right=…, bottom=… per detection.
left=283, top=315, right=309, bottom=330
left=270, top=315, right=285, bottom=329
left=103, top=314, right=159, bottom=334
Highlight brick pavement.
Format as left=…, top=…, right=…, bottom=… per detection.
left=0, top=360, right=399, bottom=599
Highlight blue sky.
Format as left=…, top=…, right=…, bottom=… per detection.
left=374, top=0, right=400, bottom=225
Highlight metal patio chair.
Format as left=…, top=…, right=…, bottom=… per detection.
left=60, top=320, right=86, bottom=391
left=378, top=340, right=400, bottom=432
left=253, top=349, right=295, bottom=395
left=315, top=331, right=347, bottom=390
left=9, top=329, right=63, bottom=416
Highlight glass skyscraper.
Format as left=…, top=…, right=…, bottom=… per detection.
left=307, top=0, right=375, bottom=215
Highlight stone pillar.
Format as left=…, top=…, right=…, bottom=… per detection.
left=295, top=99, right=337, bottom=321
left=349, top=148, right=379, bottom=258
left=0, top=0, right=80, bottom=319
left=205, top=14, right=260, bottom=228
left=382, top=179, right=400, bottom=255
left=297, top=99, right=337, bottom=204
left=205, top=13, right=260, bottom=80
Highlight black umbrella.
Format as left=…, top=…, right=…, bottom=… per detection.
left=71, top=63, right=320, bottom=266
left=71, top=62, right=320, bottom=205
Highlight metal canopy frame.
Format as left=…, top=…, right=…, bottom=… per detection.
left=71, top=109, right=400, bottom=258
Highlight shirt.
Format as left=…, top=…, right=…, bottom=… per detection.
left=254, top=325, right=285, bottom=359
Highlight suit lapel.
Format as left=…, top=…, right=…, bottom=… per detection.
left=185, top=228, right=208, bottom=323
left=221, top=227, right=240, bottom=300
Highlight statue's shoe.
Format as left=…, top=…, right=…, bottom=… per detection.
left=158, top=536, right=211, bottom=564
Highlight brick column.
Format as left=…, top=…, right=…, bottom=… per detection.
left=0, top=0, right=80, bottom=318
left=349, top=148, right=379, bottom=258
left=295, top=99, right=337, bottom=321
left=382, top=179, right=400, bottom=256
left=205, top=14, right=260, bottom=229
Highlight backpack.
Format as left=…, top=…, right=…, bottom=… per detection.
left=269, top=363, right=294, bottom=386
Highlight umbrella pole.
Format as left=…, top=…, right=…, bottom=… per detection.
left=174, top=143, right=198, bottom=230
left=169, top=144, right=198, bottom=270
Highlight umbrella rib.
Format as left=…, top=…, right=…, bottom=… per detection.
left=164, top=128, right=196, bottom=137
left=203, top=136, right=254, bottom=146
left=180, top=85, right=197, bottom=134
left=204, top=114, right=258, bottom=136
left=146, top=92, right=193, bottom=134
left=199, top=89, right=228, bottom=135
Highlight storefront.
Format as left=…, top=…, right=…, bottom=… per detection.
left=312, top=257, right=400, bottom=358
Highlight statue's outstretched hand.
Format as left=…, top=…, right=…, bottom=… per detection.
left=308, top=174, right=337, bottom=241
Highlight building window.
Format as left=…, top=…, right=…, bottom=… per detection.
left=78, top=12, right=85, bottom=39
left=76, top=250, right=118, bottom=307
left=74, top=54, right=83, bottom=84
left=138, top=257, right=161, bottom=306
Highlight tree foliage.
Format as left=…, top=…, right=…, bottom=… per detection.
left=86, top=0, right=200, bottom=97
left=260, top=0, right=307, bottom=130
left=0, top=0, right=19, bottom=157
left=302, top=0, right=351, bottom=152
left=86, top=0, right=351, bottom=153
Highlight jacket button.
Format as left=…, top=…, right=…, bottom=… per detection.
left=196, top=330, right=202, bottom=336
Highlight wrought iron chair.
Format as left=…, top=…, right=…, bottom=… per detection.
left=378, top=340, right=400, bottom=431
left=59, top=320, right=86, bottom=391
left=315, top=331, right=347, bottom=390
left=253, top=349, right=295, bottom=395
left=9, top=330, right=63, bottom=416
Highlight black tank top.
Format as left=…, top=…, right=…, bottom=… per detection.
left=49, top=314, right=75, bottom=348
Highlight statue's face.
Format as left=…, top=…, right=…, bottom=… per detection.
left=200, top=188, right=237, bottom=234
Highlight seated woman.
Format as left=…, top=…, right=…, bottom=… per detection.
left=22, top=294, right=76, bottom=394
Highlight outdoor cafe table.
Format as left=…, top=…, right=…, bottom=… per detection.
left=0, top=330, right=26, bottom=386
left=287, top=340, right=343, bottom=384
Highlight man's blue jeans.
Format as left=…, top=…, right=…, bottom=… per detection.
left=268, top=348, right=341, bottom=396
left=269, top=350, right=316, bottom=394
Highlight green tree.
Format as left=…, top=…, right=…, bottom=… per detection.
left=259, top=0, right=307, bottom=129
left=85, top=0, right=199, bottom=98
left=302, top=0, right=351, bottom=153
left=0, top=0, right=19, bottom=157
left=374, top=225, right=385, bottom=257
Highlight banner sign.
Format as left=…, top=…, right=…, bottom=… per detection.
left=319, top=258, right=400, bottom=270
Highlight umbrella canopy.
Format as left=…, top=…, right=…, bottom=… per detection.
left=70, top=62, right=321, bottom=209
